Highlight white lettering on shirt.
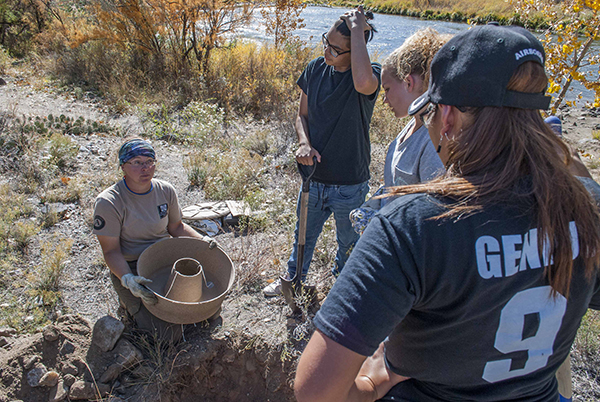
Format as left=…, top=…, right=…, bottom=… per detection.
left=476, top=221, right=579, bottom=279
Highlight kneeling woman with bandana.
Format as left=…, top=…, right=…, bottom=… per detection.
left=93, top=138, right=216, bottom=342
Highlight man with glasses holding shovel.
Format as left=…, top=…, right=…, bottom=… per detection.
left=263, top=6, right=380, bottom=302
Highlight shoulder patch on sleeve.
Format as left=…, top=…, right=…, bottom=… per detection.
left=93, top=215, right=106, bottom=230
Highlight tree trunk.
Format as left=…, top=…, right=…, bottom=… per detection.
left=552, top=34, right=596, bottom=110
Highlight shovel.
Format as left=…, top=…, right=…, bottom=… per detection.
left=281, top=158, right=318, bottom=313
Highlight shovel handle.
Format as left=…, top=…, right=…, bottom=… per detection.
left=299, top=157, right=318, bottom=193
left=293, top=157, right=317, bottom=288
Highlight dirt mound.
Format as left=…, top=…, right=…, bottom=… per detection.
left=0, top=309, right=302, bottom=402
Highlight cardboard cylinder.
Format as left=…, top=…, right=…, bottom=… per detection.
left=164, top=258, right=204, bottom=302
left=137, top=237, right=235, bottom=324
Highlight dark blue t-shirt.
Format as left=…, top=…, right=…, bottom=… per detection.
left=297, top=57, right=381, bottom=185
left=314, top=177, right=600, bottom=401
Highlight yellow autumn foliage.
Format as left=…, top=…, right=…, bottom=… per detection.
left=512, top=0, right=600, bottom=111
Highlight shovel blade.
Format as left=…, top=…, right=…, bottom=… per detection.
left=280, top=275, right=316, bottom=314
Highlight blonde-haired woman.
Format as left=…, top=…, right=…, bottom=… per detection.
left=351, top=28, right=449, bottom=235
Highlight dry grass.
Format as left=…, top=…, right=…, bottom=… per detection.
left=141, top=101, right=225, bottom=145
left=0, top=108, right=122, bottom=332
left=206, top=41, right=318, bottom=118
left=363, top=0, right=513, bottom=17
left=184, top=147, right=266, bottom=201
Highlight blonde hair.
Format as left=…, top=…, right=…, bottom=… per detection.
left=382, top=28, right=452, bottom=87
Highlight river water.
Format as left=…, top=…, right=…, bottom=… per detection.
left=235, top=5, right=598, bottom=104
left=236, top=6, right=468, bottom=59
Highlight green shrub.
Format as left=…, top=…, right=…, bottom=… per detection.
left=0, top=185, right=35, bottom=251
left=574, top=310, right=600, bottom=356
left=35, top=236, right=73, bottom=292
left=43, top=132, right=79, bottom=170
left=42, top=176, right=83, bottom=204
left=143, top=100, right=225, bottom=145
left=10, top=220, right=40, bottom=251
left=184, top=147, right=265, bottom=200
left=0, top=45, right=10, bottom=75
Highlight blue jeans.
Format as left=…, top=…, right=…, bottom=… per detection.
left=287, top=181, right=369, bottom=279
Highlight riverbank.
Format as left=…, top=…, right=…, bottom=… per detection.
left=330, top=0, right=548, bottom=28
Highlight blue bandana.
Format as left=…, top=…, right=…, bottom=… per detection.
left=118, top=139, right=156, bottom=165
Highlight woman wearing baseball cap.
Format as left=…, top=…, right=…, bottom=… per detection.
left=295, top=24, right=600, bottom=401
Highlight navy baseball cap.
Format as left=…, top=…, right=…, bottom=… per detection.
left=408, top=23, right=551, bottom=116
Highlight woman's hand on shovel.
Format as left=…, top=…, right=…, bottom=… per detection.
left=296, top=143, right=321, bottom=166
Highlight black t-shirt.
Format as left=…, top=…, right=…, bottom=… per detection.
left=314, top=177, right=600, bottom=401
left=297, top=57, right=381, bottom=185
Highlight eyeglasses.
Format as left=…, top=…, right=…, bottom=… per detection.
left=322, top=33, right=351, bottom=58
left=419, top=103, right=437, bottom=128
left=126, top=159, right=156, bottom=168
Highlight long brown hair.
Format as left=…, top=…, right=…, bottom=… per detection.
left=391, top=62, right=600, bottom=297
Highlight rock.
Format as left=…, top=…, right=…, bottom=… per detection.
left=113, top=338, right=143, bottom=369
left=59, top=340, right=75, bottom=356
left=63, top=374, right=76, bottom=387
left=56, top=315, right=91, bottom=335
left=0, top=327, right=17, bottom=337
left=210, top=364, right=223, bottom=377
left=23, top=355, right=41, bottom=370
left=0, top=77, right=6, bottom=85
left=39, top=371, right=60, bottom=387
left=61, top=362, right=78, bottom=376
left=72, top=359, right=86, bottom=375
left=245, top=359, right=256, bottom=372
left=99, top=363, right=121, bottom=384
left=0, top=336, right=8, bottom=347
left=222, top=350, right=236, bottom=363
left=130, top=364, right=153, bottom=380
left=27, top=363, right=48, bottom=387
left=92, top=316, right=124, bottom=352
left=40, top=203, right=68, bottom=216
left=43, top=325, right=60, bottom=342
left=69, top=380, right=110, bottom=400
left=189, top=342, right=219, bottom=368
left=254, top=345, right=270, bottom=365
left=265, top=370, right=282, bottom=393
left=48, top=380, right=69, bottom=402
left=578, top=138, right=600, bottom=148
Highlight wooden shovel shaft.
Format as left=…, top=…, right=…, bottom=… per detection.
left=294, top=190, right=310, bottom=287
left=281, top=159, right=318, bottom=312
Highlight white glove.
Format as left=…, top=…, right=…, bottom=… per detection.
left=120, top=273, right=158, bottom=305
left=202, top=235, right=218, bottom=249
